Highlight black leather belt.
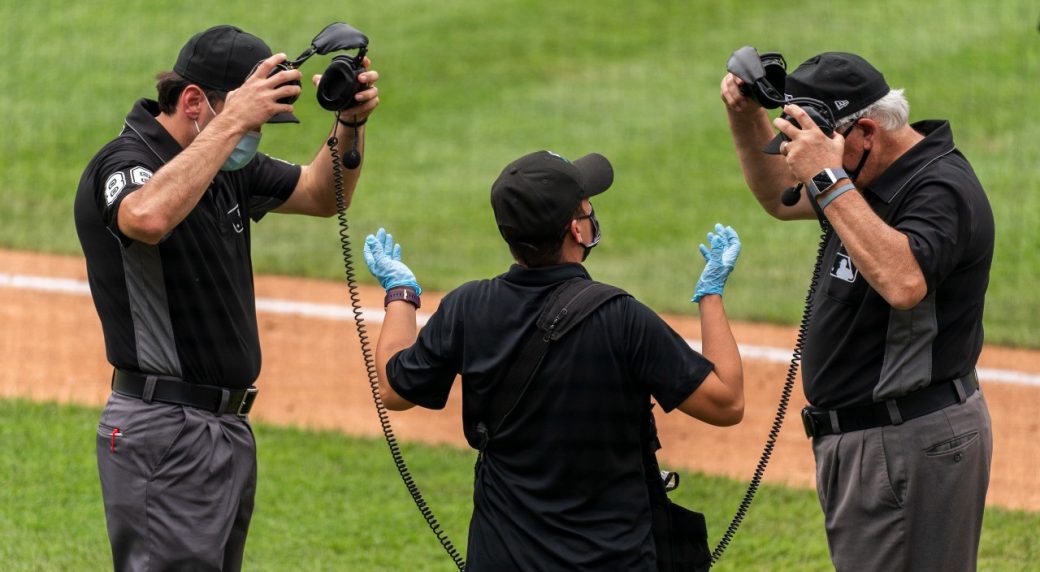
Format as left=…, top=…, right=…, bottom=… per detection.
left=801, top=372, right=978, bottom=438
left=111, top=369, right=258, bottom=417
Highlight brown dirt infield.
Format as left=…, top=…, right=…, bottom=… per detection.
left=2, top=248, right=1037, bottom=511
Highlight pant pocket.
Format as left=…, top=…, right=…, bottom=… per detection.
left=97, top=422, right=126, bottom=453
left=99, top=398, right=188, bottom=476
left=878, top=427, right=907, bottom=508
left=924, top=431, right=979, bottom=457
left=146, top=409, right=189, bottom=476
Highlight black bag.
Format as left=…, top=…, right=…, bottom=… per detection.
left=644, top=404, right=711, bottom=572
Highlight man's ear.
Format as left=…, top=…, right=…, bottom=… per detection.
left=567, top=218, right=583, bottom=245
left=179, top=85, right=207, bottom=121
left=856, top=118, right=879, bottom=149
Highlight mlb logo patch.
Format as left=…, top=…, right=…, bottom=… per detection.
left=830, top=252, right=858, bottom=283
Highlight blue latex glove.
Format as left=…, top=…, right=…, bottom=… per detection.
left=363, top=228, right=423, bottom=295
left=692, top=223, right=741, bottom=302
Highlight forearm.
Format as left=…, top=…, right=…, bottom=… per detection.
left=287, top=121, right=365, bottom=217
left=698, top=295, right=743, bottom=402
left=375, top=301, right=418, bottom=411
left=823, top=189, right=926, bottom=309
left=118, top=116, right=244, bottom=243
left=676, top=294, right=744, bottom=425
left=727, top=109, right=809, bottom=219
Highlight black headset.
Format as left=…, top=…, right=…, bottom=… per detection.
left=728, top=46, right=845, bottom=207
left=263, top=22, right=369, bottom=111
left=726, top=46, right=837, bottom=135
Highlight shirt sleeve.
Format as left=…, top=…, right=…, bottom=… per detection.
left=894, top=181, right=966, bottom=294
left=385, top=292, right=463, bottom=409
left=621, top=299, right=715, bottom=412
left=90, top=146, right=160, bottom=245
left=244, top=153, right=302, bottom=221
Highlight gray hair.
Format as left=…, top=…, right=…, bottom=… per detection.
left=834, top=88, right=910, bottom=131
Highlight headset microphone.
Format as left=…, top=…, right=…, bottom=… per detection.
left=781, top=183, right=803, bottom=206
left=344, top=138, right=361, bottom=169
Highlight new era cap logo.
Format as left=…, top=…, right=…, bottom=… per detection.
left=834, top=99, right=850, bottom=111
left=545, top=151, right=571, bottom=164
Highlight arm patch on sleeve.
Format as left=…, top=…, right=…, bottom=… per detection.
left=130, top=166, right=153, bottom=186
left=104, top=172, right=127, bottom=206
left=103, top=166, right=152, bottom=207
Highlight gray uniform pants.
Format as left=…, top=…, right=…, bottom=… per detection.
left=812, top=390, right=992, bottom=572
left=96, top=392, right=258, bottom=571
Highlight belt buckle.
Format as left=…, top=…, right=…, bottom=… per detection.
left=236, top=387, right=259, bottom=417
left=800, top=406, right=818, bottom=439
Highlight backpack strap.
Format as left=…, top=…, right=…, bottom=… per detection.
left=476, top=278, right=629, bottom=453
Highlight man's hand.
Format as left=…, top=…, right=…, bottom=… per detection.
left=314, top=57, right=380, bottom=123
left=693, top=224, right=741, bottom=302
left=773, top=103, right=846, bottom=183
left=364, top=228, right=422, bottom=294
left=219, top=53, right=302, bottom=133
left=720, top=72, right=762, bottom=115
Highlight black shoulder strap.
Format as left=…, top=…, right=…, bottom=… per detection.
left=477, top=278, right=629, bottom=450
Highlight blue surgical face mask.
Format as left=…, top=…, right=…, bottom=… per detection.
left=197, top=97, right=261, bottom=172
left=221, top=130, right=261, bottom=171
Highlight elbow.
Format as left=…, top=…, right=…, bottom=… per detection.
left=383, top=393, right=411, bottom=411
left=378, top=374, right=414, bottom=411
left=120, top=211, right=170, bottom=245
left=761, top=198, right=807, bottom=222
left=314, top=200, right=340, bottom=218
left=881, top=276, right=928, bottom=310
left=759, top=199, right=789, bottom=221
left=717, top=396, right=745, bottom=427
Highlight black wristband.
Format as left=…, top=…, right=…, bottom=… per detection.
left=337, top=117, right=368, bottom=128
left=384, top=287, right=420, bottom=309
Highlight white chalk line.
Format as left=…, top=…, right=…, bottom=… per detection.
left=3, top=272, right=1038, bottom=387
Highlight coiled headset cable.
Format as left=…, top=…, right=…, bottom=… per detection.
left=709, top=220, right=832, bottom=566
left=327, top=122, right=467, bottom=571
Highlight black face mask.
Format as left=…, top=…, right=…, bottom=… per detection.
left=842, top=122, right=871, bottom=183
left=575, top=207, right=601, bottom=262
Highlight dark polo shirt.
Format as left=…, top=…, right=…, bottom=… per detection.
left=387, top=263, right=714, bottom=571
left=803, top=120, right=994, bottom=409
left=74, top=99, right=301, bottom=388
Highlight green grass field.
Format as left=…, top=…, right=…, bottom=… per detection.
left=1, top=2, right=1037, bottom=565
left=1, top=400, right=1037, bottom=571
left=0, top=0, right=1037, bottom=346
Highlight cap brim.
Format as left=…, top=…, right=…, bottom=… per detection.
left=572, top=153, right=613, bottom=197
left=267, top=111, right=300, bottom=124
left=763, top=133, right=784, bottom=155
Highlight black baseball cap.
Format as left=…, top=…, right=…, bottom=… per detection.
left=491, top=150, right=613, bottom=247
left=764, top=52, right=889, bottom=154
left=174, top=25, right=298, bottom=124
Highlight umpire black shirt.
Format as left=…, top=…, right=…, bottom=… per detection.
left=74, top=99, right=301, bottom=389
left=387, top=263, right=714, bottom=571
left=803, top=120, right=994, bottom=409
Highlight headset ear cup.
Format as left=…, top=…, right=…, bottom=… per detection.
left=787, top=98, right=836, bottom=136
left=317, top=56, right=364, bottom=111
left=266, top=62, right=301, bottom=105
left=759, top=52, right=787, bottom=89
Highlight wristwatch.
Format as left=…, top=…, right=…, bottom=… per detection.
left=384, top=287, right=421, bottom=309
left=807, top=167, right=849, bottom=199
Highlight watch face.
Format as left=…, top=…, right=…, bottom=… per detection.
left=813, top=169, right=837, bottom=191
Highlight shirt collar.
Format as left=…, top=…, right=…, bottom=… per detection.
left=501, top=263, right=591, bottom=286
left=122, top=98, right=184, bottom=165
left=863, top=120, right=957, bottom=204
